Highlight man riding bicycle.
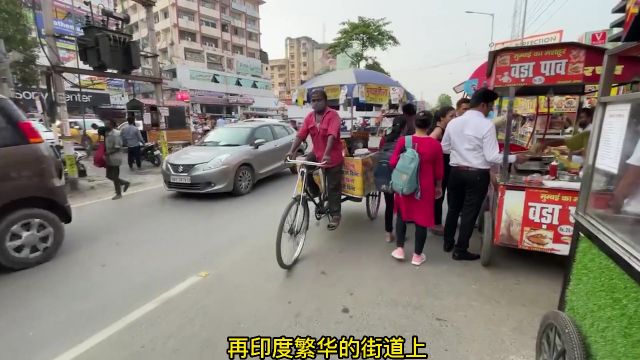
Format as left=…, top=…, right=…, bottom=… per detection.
left=287, top=89, right=344, bottom=230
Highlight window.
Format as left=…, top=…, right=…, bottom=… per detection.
left=179, top=12, right=195, bottom=22
left=272, top=125, right=290, bottom=139
left=221, top=5, right=228, bottom=14
left=226, top=58, right=234, bottom=70
left=302, top=71, right=307, bottom=76
left=290, top=63, right=295, bottom=69
left=231, top=12, right=242, bottom=21
left=246, top=17, right=257, bottom=27
left=232, top=45, right=244, bottom=55
left=247, top=50, right=256, bottom=58
left=302, top=62, right=307, bottom=67
left=584, top=101, right=640, bottom=264
left=202, top=36, right=219, bottom=48
left=223, top=41, right=230, bottom=51
left=179, top=31, right=197, bottom=42
left=200, top=18, right=217, bottom=28
left=247, top=32, right=258, bottom=41
left=154, top=12, right=159, bottom=23
left=222, top=23, right=229, bottom=33
left=253, top=126, right=274, bottom=142
left=302, top=52, right=307, bottom=58
left=201, top=0, right=216, bottom=9
left=162, top=9, right=169, bottom=19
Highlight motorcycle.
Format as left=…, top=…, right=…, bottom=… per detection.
left=55, top=145, right=88, bottom=179
left=141, top=142, right=163, bottom=167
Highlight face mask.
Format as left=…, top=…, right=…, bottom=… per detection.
left=312, top=101, right=325, bottom=113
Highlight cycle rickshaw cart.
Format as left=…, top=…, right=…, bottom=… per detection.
left=479, top=41, right=640, bottom=270
left=532, top=3, right=640, bottom=359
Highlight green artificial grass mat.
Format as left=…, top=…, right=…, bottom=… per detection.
left=565, top=235, right=640, bottom=360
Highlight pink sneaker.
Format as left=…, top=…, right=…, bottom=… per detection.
left=391, top=247, right=405, bottom=260
left=411, top=253, right=426, bottom=266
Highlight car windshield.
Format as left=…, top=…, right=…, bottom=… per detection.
left=198, top=127, right=251, bottom=146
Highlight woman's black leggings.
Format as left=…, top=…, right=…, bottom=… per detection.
left=384, top=192, right=394, bottom=233
left=395, top=210, right=427, bottom=255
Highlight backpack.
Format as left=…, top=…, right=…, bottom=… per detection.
left=390, top=136, right=420, bottom=198
left=373, top=137, right=398, bottom=193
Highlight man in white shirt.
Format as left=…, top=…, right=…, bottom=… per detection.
left=441, top=88, right=527, bottom=261
left=612, top=137, right=640, bottom=214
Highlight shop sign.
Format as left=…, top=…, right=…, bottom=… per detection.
left=495, top=187, right=578, bottom=256
left=493, top=46, right=586, bottom=87
left=235, top=55, right=262, bottom=77
left=491, top=30, right=563, bottom=50
left=363, top=85, right=390, bottom=105
left=324, top=85, right=341, bottom=100
left=228, top=95, right=254, bottom=105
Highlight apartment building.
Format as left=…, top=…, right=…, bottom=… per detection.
left=269, top=36, right=336, bottom=101
left=123, top=0, right=276, bottom=115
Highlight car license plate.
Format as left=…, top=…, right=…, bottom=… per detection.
left=154, top=150, right=161, bottom=155
left=170, top=176, right=191, bottom=184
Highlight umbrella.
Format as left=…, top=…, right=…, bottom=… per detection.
left=301, top=69, right=404, bottom=89
left=463, top=62, right=492, bottom=96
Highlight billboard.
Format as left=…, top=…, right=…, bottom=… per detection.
left=491, top=30, right=564, bottom=50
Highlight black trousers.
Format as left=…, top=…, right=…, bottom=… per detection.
left=106, top=166, right=129, bottom=195
left=444, top=168, right=490, bottom=252
left=384, top=192, right=394, bottom=233
left=434, top=154, right=451, bottom=225
left=396, top=210, right=427, bottom=255
left=305, top=153, right=342, bottom=217
left=127, top=145, right=142, bottom=169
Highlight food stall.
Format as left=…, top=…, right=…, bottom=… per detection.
left=534, top=2, right=640, bottom=359
left=480, top=41, right=640, bottom=267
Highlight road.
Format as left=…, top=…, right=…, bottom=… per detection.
left=0, top=171, right=566, bottom=360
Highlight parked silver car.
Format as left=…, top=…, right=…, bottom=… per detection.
left=162, top=121, right=301, bottom=195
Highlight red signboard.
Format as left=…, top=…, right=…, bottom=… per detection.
left=520, top=188, right=578, bottom=255
left=494, top=186, right=578, bottom=256
left=590, top=31, right=608, bottom=46
left=492, top=45, right=586, bottom=87
left=624, top=0, right=640, bottom=40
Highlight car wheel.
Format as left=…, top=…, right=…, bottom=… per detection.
left=0, top=208, right=65, bottom=270
left=233, top=165, right=254, bottom=196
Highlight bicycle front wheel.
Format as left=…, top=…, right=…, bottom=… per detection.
left=276, top=196, right=310, bottom=270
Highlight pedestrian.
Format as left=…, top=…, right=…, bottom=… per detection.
left=455, top=97, right=471, bottom=117
left=377, top=116, right=408, bottom=243
left=287, top=89, right=344, bottom=230
left=120, top=116, right=144, bottom=170
left=399, top=103, right=417, bottom=136
left=429, top=106, right=455, bottom=235
left=100, top=120, right=130, bottom=200
left=389, top=110, right=444, bottom=266
left=217, top=117, right=227, bottom=128
left=441, top=88, right=527, bottom=260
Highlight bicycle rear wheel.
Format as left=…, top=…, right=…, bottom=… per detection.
left=276, top=196, right=310, bottom=269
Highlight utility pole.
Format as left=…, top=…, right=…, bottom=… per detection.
left=520, top=0, right=529, bottom=45
left=138, top=0, right=167, bottom=158
left=42, top=0, right=78, bottom=189
left=0, top=39, right=14, bottom=97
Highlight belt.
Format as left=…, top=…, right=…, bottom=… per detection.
left=452, top=166, right=490, bottom=172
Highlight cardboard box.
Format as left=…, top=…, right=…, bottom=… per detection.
left=342, top=154, right=376, bottom=197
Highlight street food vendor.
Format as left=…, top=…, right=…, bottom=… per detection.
left=535, top=108, right=594, bottom=158
left=611, top=138, right=640, bottom=214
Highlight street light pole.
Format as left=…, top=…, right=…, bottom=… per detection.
left=520, top=0, right=528, bottom=45
left=465, top=11, right=495, bottom=46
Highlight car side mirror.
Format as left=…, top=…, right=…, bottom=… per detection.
left=254, top=138, right=266, bottom=148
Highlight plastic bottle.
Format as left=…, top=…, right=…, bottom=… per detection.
left=549, top=160, right=559, bottom=179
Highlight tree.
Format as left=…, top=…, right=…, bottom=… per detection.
left=327, top=17, right=399, bottom=69
left=0, top=0, right=39, bottom=87
left=436, top=94, right=453, bottom=108
left=364, top=59, right=389, bottom=76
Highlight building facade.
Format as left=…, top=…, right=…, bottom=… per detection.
left=269, top=36, right=336, bottom=102
left=124, top=0, right=275, bottom=116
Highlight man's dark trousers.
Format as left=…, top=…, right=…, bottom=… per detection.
left=305, top=152, right=342, bottom=217
left=128, top=145, right=142, bottom=169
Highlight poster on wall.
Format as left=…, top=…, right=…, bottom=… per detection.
left=363, top=85, right=390, bottom=105
left=495, top=187, right=578, bottom=255
left=595, top=103, right=633, bottom=174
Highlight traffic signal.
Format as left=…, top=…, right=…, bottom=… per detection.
left=76, top=9, right=141, bottom=74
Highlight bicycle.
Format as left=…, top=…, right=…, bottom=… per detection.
left=275, top=157, right=381, bottom=270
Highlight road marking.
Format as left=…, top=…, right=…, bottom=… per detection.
left=51, top=273, right=206, bottom=360
left=71, top=184, right=163, bottom=208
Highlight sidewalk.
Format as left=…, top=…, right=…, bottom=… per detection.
left=66, top=159, right=163, bottom=205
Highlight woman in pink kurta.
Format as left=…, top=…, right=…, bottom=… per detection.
left=389, top=111, right=444, bottom=266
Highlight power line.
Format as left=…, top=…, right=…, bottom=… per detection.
left=527, top=0, right=552, bottom=27
left=526, top=0, right=558, bottom=33
left=530, top=0, right=569, bottom=34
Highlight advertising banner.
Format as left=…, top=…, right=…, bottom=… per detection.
left=324, top=85, right=341, bottom=100
left=491, top=30, right=563, bottom=50
left=495, top=186, right=578, bottom=255
left=493, top=46, right=586, bottom=87
left=363, top=85, right=390, bottom=105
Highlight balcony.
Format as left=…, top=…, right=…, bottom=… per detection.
left=221, top=31, right=231, bottom=42
left=178, top=19, right=199, bottom=32
left=246, top=23, right=259, bottom=32
left=177, top=0, right=198, bottom=11
left=221, top=13, right=233, bottom=23
left=156, top=17, right=172, bottom=31
left=155, top=0, right=170, bottom=7
left=200, top=5, right=220, bottom=18
left=177, top=40, right=203, bottom=53
left=231, top=1, right=246, bottom=12
left=247, top=40, right=260, bottom=49
left=232, top=19, right=244, bottom=28
left=201, top=25, right=219, bottom=36
left=246, top=6, right=259, bottom=17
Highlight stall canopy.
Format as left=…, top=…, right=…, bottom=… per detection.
left=463, top=61, right=491, bottom=96
left=486, top=42, right=640, bottom=96
left=296, top=69, right=414, bottom=105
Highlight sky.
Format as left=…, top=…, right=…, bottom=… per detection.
left=260, top=0, right=614, bottom=105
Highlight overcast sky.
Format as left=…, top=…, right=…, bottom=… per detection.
left=260, top=0, right=613, bottom=105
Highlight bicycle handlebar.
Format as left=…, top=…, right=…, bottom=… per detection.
left=286, top=156, right=327, bottom=167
